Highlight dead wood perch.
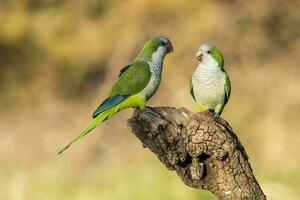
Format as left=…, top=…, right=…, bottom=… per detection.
left=128, top=107, right=266, bottom=200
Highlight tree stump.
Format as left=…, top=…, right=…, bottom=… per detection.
left=128, top=107, right=266, bottom=200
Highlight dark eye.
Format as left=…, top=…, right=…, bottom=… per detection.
left=162, top=41, right=167, bottom=46
left=207, top=51, right=211, bottom=54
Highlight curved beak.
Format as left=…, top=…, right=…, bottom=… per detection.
left=195, top=51, right=203, bottom=61
left=166, top=42, right=173, bottom=54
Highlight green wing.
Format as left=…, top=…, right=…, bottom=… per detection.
left=109, top=60, right=152, bottom=97
left=189, top=78, right=196, bottom=101
left=118, top=65, right=130, bottom=77
left=224, top=72, right=231, bottom=104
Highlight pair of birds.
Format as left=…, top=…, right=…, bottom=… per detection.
left=58, top=36, right=231, bottom=154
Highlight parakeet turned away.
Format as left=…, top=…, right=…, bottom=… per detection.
left=58, top=36, right=173, bottom=154
left=190, top=44, right=231, bottom=117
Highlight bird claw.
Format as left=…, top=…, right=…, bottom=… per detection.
left=214, top=113, right=220, bottom=118
left=144, top=107, right=161, bottom=118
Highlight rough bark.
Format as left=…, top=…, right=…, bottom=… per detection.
left=128, top=107, right=266, bottom=200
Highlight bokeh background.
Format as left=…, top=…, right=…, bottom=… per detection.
left=1, top=0, right=300, bottom=199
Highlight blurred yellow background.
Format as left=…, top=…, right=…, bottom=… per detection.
left=1, top=0, right=300, bottom=199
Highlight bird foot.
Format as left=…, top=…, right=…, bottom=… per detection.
left=214, top=113, right=220, bottom=118
left=215, top=117, right=233, bottom=132
left=144, top=107, right=161, bottom=118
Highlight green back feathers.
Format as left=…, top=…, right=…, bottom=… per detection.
left=109, top=60, right=151, bottom=97
left=210, top=46, right=224, bottom=68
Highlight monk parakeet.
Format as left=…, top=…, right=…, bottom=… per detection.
left=58, top=36, right=173, bottom=154
left=190, top=44, right=231, bottom=117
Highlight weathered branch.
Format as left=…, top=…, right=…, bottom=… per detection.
left=128, top=107, right=266, bottom=200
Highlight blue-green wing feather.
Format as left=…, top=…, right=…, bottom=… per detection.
left=92, top=95, right=130, bottom=118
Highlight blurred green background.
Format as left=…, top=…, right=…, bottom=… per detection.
left=1, top=0, right=300, bottom=199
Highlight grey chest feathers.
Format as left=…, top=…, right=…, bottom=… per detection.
left=192, top=63, right=226, bottom=108
left=139, top=61, right=162, bottom=100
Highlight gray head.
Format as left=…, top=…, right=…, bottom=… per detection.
left=138, top=36, right=173, bottom=61
left=195, top=44, right=224, bottom=68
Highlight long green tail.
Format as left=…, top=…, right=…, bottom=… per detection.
left=57, top=108, right=115, bottom=155
left=57, top=94, right=145, bottom=155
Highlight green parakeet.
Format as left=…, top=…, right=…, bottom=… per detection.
left=190, top=44, right=231, bottom=117
left=58, top=36, right=173, bottom=154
